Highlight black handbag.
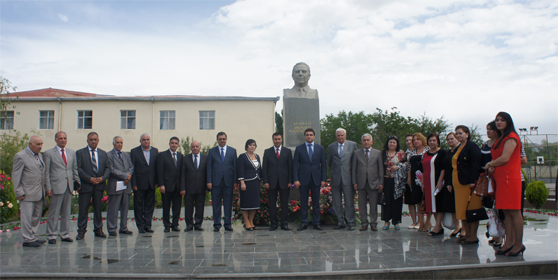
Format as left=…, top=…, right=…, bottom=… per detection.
left=466, top=190, right=488, bottom=222
left=378, top=191, right=386, bottom=205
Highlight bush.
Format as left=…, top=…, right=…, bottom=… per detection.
left=526, top=180, right=549, bottom=209
left=0, top=170, right=18, bottom=223
left=0, top=131, right=31, bottom=175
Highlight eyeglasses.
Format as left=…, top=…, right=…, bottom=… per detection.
left=218, top=138, right=227, bottom=141
left=388, top=135, right=398, bottom=140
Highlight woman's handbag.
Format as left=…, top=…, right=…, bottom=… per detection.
left=474, top=173, right=490, bottom=197
left=466, top=190, right=488, bottom=222
left=442, top=212, right=455, bottom=230
left=377, top=191, right=386, bottom=205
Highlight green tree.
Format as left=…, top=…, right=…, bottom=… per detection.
left=0, top=131, right=31, bottom=175
left=275, top=110, right=284, bottom=136
left=178, top=136, right=215, bottom=155
left=1, top=76, right=17, bottom=112
left=320, top=110, right=374, bottom=154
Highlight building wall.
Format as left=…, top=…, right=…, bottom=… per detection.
left=3, top=99, right=277, bottom=154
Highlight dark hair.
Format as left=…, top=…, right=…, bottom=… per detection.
left=272, top=132, right=282, bottom=139
left=493, top=112, right=517, bottom=149
left=54, top=131, right=66, bottom=140
left=216, top=132, right=227, bottom=139
left=455, top=125, right=470, bottom=140
left=446, top=132, right=456, bottom=140
left=245, top=139, right=256, bottom=151
left=304, top=128, right=315, bottom=136
left=87, top=132, right=99, bottom=140
left=486, top=121, right=502, bottom=138
left=169, top=136, right=179, bottom=143
left=427, top=133, right=440, bottom=146
left=405, top=133, right=414, bottom=139
left=383, top=136, right=401, bottom=152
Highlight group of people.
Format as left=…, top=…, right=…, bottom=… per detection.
left=11, top=111, right=526, bottom=257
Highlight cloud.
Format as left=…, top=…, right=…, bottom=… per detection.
left=57, top=13, right=69, bottom=23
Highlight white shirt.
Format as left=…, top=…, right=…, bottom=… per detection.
left=192, top=153, right=200, bottom=168
left=219, top=145, right=228, bottom=157
left=88, top=146, right=99, bottom=165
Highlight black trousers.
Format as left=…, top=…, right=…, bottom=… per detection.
left=77, top=189, right=104, bottom=233
left=268, top=181, right=290, bottom=227
left=162, top=187, right=182, bottom=228
left=184, top=192, right=205, bottom=228
left=134, top=188, right=155, bottom=230
left=381, top=178, right=403, bottom=224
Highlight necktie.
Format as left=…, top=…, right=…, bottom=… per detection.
left=220, top=148, right=225, bottom=162
left=307, top=143, right=313, bottom=160
left=276, top=148, right=280, bottom=159
left=339, top=144, right=343, bottom=157
left=61, top=148, right=67, bottom=166
left=91, top=149, right=98, bottom=173
left=194, top=154, right=198, bottom=169
left=117, top=151, right=124, bottom=164
left=34, top=153, right=43, bottom=168
left=173, top=152, right=177, bottom=167
left=365, top=149, right=369, bottom=162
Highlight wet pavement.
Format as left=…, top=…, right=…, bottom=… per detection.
left=0, top=208, right=556, bottom=279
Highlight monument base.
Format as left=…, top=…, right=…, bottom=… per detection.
left=283, top=97, right=320, bottom=149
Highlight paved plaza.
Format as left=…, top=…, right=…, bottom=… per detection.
left=0, top=208, right=556, bottom=279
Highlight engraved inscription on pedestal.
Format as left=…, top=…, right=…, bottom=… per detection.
left=283, top=97, right=320, bottom=148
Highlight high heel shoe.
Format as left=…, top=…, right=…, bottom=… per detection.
left=506, top=245, right=526, bottom=256
left=495, top=247, right=513, bottom=255
left=461, top=239, right=479, bottom=245
left=450, top=228, right=461, bottom=237
left=429, top=228, right=444, bottom=236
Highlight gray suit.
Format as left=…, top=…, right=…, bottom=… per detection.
left=327, top=140, right=357, bottom=227
left=12, top=147, right=46, bottom=243
left=352, top=148, right=384, bottom=227
left=44, top=146, right=80, bottom=240
left=106, top=149, right=134, bottom=233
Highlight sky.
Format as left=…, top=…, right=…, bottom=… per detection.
left=1, top=0, right=557, bottom=139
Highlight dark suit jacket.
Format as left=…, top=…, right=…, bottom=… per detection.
left=456, top=140, right=482, bottom=185
left=262, top=146, right=293, bottom=189
left=181, top=153, right=208, bottom=195
left=131, top=146, right=158, bottom=191
left=293, top=142, right=327, bottom=186
left=76, top=146, right=111, bottom=193
left=156, top=149, right=183, bottom=193
left=207, top=145, right=237, bottom=188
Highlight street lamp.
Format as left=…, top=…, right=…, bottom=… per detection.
left=518, top=128, right=527, bottom=135
left=530, top=126, right=539, bottom=135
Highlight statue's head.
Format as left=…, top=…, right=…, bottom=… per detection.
left=291, top=62, right=311, bottom=88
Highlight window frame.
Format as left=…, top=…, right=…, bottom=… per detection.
left=0, top=111, right=14, bottom=130
left=199, top=110, right=215, bottom=130
left=159, top=110, right=176, bottom=130
left=39, top=110, right=55, bottom=130
left=120, top=110, right=136, bottom=130
left=77, top=110, right=93, bottom=130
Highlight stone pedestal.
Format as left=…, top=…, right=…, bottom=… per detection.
left=282, top=97, right=320, bottom=149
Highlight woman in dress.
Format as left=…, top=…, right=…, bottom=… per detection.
left=403, top=134, right=418, bottom=229
left=237, top=139, right=262, bottom=231
left=453, top=125, right=482, bottom=244
left=442, top=132, right=461, bottom=237
left=420, top=133, right=446, bottom=236
left=481, top=121, right=503, bottom=245
left=381, top=136, right=407, bottom=230
left=487, top=112, right=525, bottom=256
left=407, top=133, right=429, bottom=231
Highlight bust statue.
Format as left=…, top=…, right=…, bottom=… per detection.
left=283, top=62, right=319, bottom=99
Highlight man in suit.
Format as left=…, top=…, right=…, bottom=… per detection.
left=207, top=132, right=237, bottom=232
left=44, top=131, right=80, bottom=244
left=131, top=133, right=158, bottom=233
left=106, top=136, right=134, bottom=236
left=262, top=132, right=293, bottom=231
left=157, top=136, right=183, bottom=232
left=293, top=128, right=326, bottom=231
left=76, top=132, right=111, bottom=239
left=352, top=133, right=384, bottom=231
left=327, top=128, right=358, bottom=231
left=13, top=135, right=46, bottom=247
left=181, top=140, right=208, bottom=231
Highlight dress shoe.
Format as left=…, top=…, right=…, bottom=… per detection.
left=194, top=226, right=203, bottom=231
left=48, top=239, right=56, bottom=244
left=333, top=225, right=346, bottom=230
left=138, top=229, right=146, bottom=233
left=313, top=225, right=323, bottom=231
left=144, top=228, right=154, bottom=233
left=371, top=226, right=378, bottom=231
left=461, top=239, right=479, bottom=245
left=61, top=237, right=74, bottom=242
left=496, top=247, right=513, bottom=255
left=94, top=231, right=107, bottom=238
left=22, top=241, right=41, bottom=247
left=109, top=232, right=117, bottom=236
left=119, top=230, right=133, bottom=235
left=213, top=228, right=220, bottom=232
left=269, top=226, right=278, bottom=231
left=171, top=226, right=180, bottom=232
left=281, top=226, right=291, bottom=231
left=164, top=227, right=170, bottom=233
left=347, top=226, right=355, bottom=231
left=359, top=226, right=368, bottom=231
left=76, top=233, right=85, bottom=240
left=297, top=225, right=308, bottom=231
left=36, top=239, right=47, bottom=244
left=224, top=227, right=233, bottom=232
left=184, top=227, right=194, bottom=232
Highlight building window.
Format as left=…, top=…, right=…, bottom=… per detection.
left=0, top=111, right=14, bottom=130
left=39, top=110, right=55, bottom=129
left=120, top=110, right=136, bottom=129
left=77, top=110, right=92, bottom=129
left=160, top=110, right=175, bottom=130
left=199, top=111, right=215, bottom=130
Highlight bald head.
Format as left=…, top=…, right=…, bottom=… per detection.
left=191, top=140, right=201, bottom=155
left=28, top=135, right=43, bottom=154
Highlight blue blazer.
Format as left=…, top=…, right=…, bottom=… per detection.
left=293, top=143, right=327, bottom=186
left=207, top=145, right=237, bottom=188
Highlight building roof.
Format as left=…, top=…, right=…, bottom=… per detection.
left=3, top=88, right=280, bottom=103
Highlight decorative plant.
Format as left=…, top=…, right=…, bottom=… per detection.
left=0, top=171, right=17, bottom=223
left=525, top=180, right=549, bottom=209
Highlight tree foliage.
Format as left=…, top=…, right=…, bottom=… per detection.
left=320, top=111, right=374, bottom=154
left=275, top=110, right=284, bottom=136
left=0, top=131, right=31, bottom=175
left=1, top=76, right=17, bottom=112
left=178, top=136, right=215, bottom=156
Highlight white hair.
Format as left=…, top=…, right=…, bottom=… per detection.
left=113, top=136, right=123, bottom=144
left=139, top=133, right=150, bottom=141
left=335, top=128, right=346, bottom=134
left=361, top=133, right=373, bottom=141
